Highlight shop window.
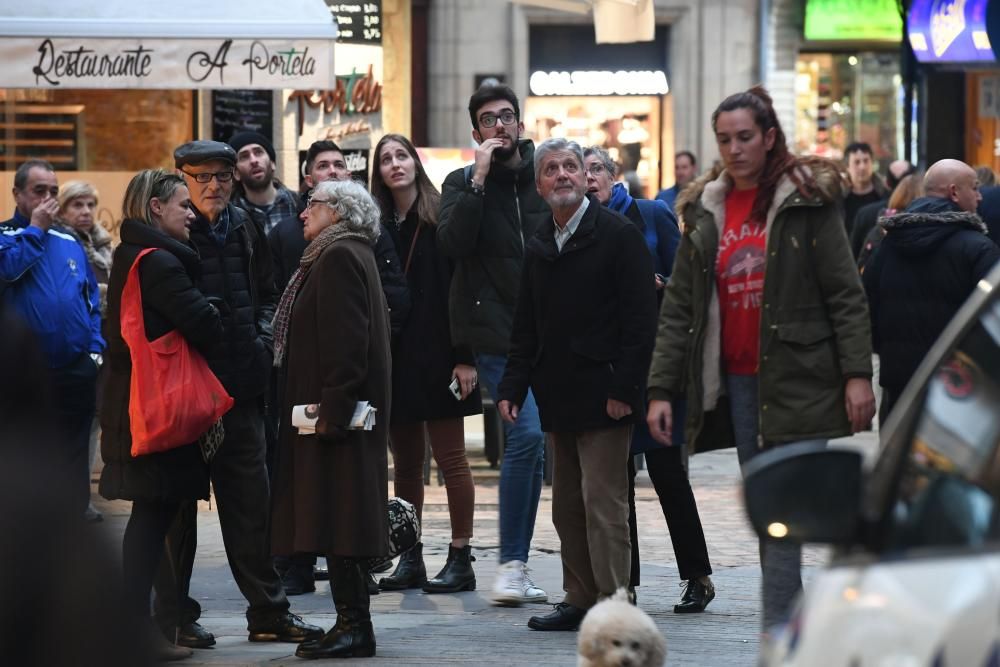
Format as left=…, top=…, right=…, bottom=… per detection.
left=794, top=52, right=901, bottom=164
left=524, top=95, right=667, bottom=199
left=0, top=98, right=84, bottom=171
left=0, top=89, right=194, bottom=172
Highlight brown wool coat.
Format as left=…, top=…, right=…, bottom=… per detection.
left=271, top=237, right=391, bottom=559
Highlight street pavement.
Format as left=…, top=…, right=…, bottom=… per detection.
left=90, top=427, right=878, bottom=666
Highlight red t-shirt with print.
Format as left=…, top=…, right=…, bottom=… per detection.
left=716, top=187, right=766, bottom=375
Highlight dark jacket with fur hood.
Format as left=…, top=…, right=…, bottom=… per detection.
left=863, top=196, right=1000, bottom=395
left=647, top=158, right=873, bottom=452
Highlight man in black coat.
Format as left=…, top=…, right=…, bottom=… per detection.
left=498, top=138, right=657, bottom=631
left=152, top=141, right=321, bottom=648
left=864, top=159, right=1000, bottom=420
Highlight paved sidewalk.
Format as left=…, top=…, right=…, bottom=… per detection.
left=91, top=431, right=878, bottom=666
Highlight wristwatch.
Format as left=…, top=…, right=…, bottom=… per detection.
left=468, top=179, right=486, bottom=196
left=90, top=352, right=103, bottom=368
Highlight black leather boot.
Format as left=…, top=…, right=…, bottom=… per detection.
left=379, top=543, right=427, bottom=591
left=295, top=559, right=376, bottom=660
left=422, top=544, right=476, bottom=594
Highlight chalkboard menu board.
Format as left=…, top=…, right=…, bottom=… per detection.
left=211, top=90, right=274, bottom=144
left=328, top=1, right=382, bottom=46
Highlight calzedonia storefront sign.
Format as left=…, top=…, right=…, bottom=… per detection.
left=0, top=37, right=335, bottom=89
left=529, top=70, right=669, bottom=96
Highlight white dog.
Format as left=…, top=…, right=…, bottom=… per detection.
left=577, top=589, right=667, bottom=667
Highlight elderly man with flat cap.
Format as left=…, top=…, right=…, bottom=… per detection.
left=152, top=140, right=322, bottom=650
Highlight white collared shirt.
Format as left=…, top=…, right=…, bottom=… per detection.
left=553, top=197, right=590, bottom=252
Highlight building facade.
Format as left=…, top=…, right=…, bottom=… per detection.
left=426, top=0, right=759, bottom=194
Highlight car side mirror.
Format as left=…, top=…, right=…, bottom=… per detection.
left=743, top=443, right=863, bottom=545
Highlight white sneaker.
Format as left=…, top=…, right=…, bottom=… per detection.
left=491, top=560, right=548, bottom=606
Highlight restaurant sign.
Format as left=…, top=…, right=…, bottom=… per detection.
left=0, top=37, right=335, bottom=89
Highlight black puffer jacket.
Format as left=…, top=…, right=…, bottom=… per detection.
left=188, top=204, right=277, bottom=401
left=438, top=140, right=551, bottom=354
left=864, top=196, right=1000, bottom=395
left=268, top=191, right=411, bottom=333
left=99, top=220, right=223, bottom=501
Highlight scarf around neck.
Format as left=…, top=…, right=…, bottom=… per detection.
left=607, top=182, right=634, bottom=215
left=272, top=223, right=372, bottom=368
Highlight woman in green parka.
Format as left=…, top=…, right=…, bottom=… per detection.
left=645, top=86, right=876, bottom=633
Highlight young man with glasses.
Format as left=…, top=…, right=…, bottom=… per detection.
left=153, top=140, right=323, bottom=650
left=438, top=84, right=552, bottom=606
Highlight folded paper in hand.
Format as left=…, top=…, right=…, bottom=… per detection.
left=292, top=402, right=376, bottom=435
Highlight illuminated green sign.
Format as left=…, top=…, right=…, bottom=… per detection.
left=804, top=0, right=903, bottom=42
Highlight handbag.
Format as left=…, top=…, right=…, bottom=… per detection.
left=364, top=496, right=421, bottom=571
left=121, top=248, right=234, bottom=457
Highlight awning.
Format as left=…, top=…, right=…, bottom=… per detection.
left=0, top=0, right=338, bottom=89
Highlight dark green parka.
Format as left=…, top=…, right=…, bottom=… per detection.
left=647, top=159, right=873, bottom=453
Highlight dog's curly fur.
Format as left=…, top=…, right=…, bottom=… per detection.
left=577, top=590, right=667, bottom=667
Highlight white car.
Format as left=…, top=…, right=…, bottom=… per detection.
left=744, top=265, right=1000, bottom=666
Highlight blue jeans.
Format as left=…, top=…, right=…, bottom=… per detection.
left=476, top=353, right=545, bottom=564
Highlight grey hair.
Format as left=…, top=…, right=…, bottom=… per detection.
left=313, top=179, right=381, bottom=242
left=583, top=146, right=617, bottom=178
left=534, top=138, right=584, bottom=180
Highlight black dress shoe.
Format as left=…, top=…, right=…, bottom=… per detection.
left=527, top=602, right=587, bottom=631
left=247, top=613, right=324, bottom=643
left=164, top=621, right=216, bottom=649
left=674, top=578, right=715, bottom=613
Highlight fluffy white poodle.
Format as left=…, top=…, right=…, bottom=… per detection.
left=577, top=589, right=667, bottom=667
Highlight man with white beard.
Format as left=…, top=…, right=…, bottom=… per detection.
left=497, top=138, right=658, bottom=631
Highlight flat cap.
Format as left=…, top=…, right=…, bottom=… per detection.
left=174, top=140, right=237, bottom=169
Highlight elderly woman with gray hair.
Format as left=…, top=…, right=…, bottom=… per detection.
left=582, top=146, right=716, bottom=613
left=270, top=179, right=391, bottom=660
left=59, top=180, right=113, bottom=523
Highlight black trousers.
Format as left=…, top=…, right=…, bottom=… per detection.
left=153, top=399, right=289, bottom=628
left=628, top=446, right=713, bottom=585
left=50, top=352, right=98, bottom=516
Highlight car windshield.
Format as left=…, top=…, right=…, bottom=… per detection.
left=880, top=300, right=1000, bottom=551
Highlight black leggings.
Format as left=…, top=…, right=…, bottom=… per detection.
left=123, top=499, right=182, bottom=616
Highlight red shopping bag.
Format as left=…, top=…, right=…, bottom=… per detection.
left=121, top=248, right=234, bottom=457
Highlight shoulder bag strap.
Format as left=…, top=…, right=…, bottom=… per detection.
left=403, top=221, right=422, bottom=276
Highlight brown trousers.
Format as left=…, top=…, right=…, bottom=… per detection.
left=550, top=425, right=633, bottom=609
left=390, top=418, right=475, bottom=540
